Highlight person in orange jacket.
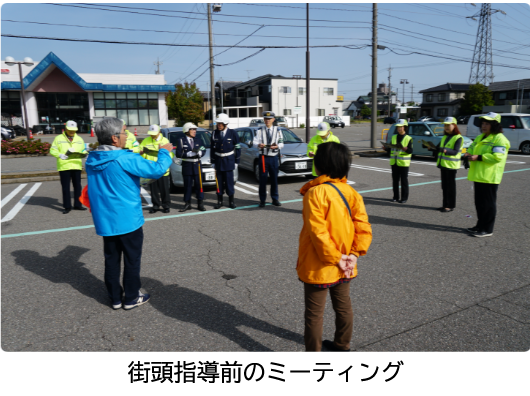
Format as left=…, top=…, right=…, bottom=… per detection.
left=297, top=142, right=372, bottom=352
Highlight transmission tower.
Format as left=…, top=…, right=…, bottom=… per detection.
left=467, top=4, right=505, bottom=86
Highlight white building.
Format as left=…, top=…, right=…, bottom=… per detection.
left=1, top=52, right=175, bottom=133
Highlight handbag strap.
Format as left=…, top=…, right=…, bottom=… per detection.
left=324, top=182, right=351, bottom=218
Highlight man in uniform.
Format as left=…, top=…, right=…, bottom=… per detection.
left=254, top=111, right=284, bottom=207
left=120, top=119, right=140, bottom=153
left=139, top=124, right=174, bottom=213
left=49, top=120, right=88, bottom=214
left=176, top=122, right=206, bottom=212
left=210, top=113, right=241, bottom=209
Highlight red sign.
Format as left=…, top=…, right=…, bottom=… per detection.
left=1, top=69, right=10, bottom=74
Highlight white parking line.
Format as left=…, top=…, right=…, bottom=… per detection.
left=350, top=164, right=424, bottom=176
left=505, top=160, right=526, bottom=164
left=347, top=180, right=356, bottom=185
left=1, top=184, right=27, bottom=208
left=140, top=187, right=153, bottom=207
left=234, top=185, right=259, bottom=195
left=236, top=181, right=260, bottom=191
left=1, top=183, right=42, bottom=223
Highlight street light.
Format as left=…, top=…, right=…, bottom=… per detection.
left=400, top=79, right=409, bottom=105
left=5, top=56, right=35, bottom=141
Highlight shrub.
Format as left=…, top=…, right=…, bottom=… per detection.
left=1, top=138, right=52, bottom=155
left=300, top=123, right=305, bottom=128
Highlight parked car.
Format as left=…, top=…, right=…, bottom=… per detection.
left=273, top=116, right=288, bottom=127
left=466, top=113, right=530, bottom=154
left=419, top=115, right=437, bottom=122
left=457, top=115, right=470, bottom=125
left=160, top=127, right=239, bottom=191
left=234, top=126, right=312, bottom=181
left=383, top=117, right=396, bottom=124
left=249, top=119, right=265, bottom=128
left=384, top=121, right=472, bottom=158
left=1, top=126, right=15, bottom=140
left=323, top=116, right=345, bottom=128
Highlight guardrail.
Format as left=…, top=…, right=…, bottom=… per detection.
left=381, top=128, right=389, bottom=140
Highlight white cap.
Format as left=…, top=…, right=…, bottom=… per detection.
left=148, top=124, right=161, bottom=135
left=183, top=122, right=198, bottom=134
left=316, top=122, right=330, bottom=136
left=215, top=113, right=230, bottom=124
left=65, top=120, right=78, bottom=131
left=395, top=119, right=408, bottom=127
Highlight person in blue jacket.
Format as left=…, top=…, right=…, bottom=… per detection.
left=85, top=118, right=173, bottom=311
left=210, top=113, right=241, bottom=209
left=176, top=122, right=206, bottom=212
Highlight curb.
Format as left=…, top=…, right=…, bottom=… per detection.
left=1, top=174, right=87, bottom=184
left=1, top=154, right=51, bottom=159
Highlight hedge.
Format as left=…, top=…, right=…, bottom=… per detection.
left=1, top=139, right=52, bottom=155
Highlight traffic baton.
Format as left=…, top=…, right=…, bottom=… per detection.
left=198, top=162, right=204, bottom=193
left=261, top=154, right=265, bottom=173
left=214, top=169, right=220, bottom=194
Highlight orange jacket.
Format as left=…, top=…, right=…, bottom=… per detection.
left=297, top=175, right=372, bottom=284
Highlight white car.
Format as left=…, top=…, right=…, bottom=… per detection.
left=467, top=113, right=530, bottom=154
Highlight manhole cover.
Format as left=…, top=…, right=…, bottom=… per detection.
left=222, top=274, right=237, bottom=280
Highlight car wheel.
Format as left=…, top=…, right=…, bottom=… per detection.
left=341, top=124, right=345, bottom=128
left=520, top=141, right=530, bottom=155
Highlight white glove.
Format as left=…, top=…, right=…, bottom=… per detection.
left=59, top=154, right=69, bottom=160
left=186, top=151, right=194, bottom=158
left=235, top=164, right=238, bottom=169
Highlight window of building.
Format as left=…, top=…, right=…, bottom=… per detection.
left=438, top=93, right=446, bottom=101
left=426, top=94, right=433, bottom=102
left=34, top=92, right=90, bottom=132
left=317, top=109, right=325, bottom=116
left=1, top=91, right=22, bottom=120
left=299, top=87, right=306, bottom=95
left=499, top=92, right=507, bottom=100
left=280, top=86, right=291, bottom=94
left=239, top=108, right=248, bottom=117
left=93, top=92, right=159, bottom=125
left=437, top=108, right=448, bottom=117
left=323, top=87, right=334, bottom=96
left=228, top=109, right=238, bottom=118
left=258, top=86, right=264, bottom=95
left=283, top=109, right=292, bottom=116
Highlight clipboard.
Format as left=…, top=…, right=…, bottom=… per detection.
left=142, top=147, right=159, bottom=156
left=421, top=140, right=437, bottom=149
left=66, top=152, right=88, bottom=159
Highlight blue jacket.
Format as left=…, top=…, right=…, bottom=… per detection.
left=210, top=128, right=241, bottom=172
left=85, top=147, right=173, bottom=237
left=176, top=135, right=206, bottom=176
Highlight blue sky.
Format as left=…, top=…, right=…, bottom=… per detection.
left=2, top=2, right=530, bottom=101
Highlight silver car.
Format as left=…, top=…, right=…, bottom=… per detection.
left=234, top=126, right=313, bottom=181
left=161, top=127, right=239, bottom=191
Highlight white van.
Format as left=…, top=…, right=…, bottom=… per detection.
left=466, top=113, right=530, bottom=154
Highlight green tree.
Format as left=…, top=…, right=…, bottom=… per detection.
left=459, top=83, right=494, bottom=116
left=360, top=104, right=371, bottom=117
left=165, top=82, right=204, bottom=126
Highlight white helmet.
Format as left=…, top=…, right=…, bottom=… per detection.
left=182, top=122, right=198, bottom=134
left=215, top=113, right=230, bottom=124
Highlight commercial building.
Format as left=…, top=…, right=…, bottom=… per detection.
left=1, top=52, right=175, bottom=133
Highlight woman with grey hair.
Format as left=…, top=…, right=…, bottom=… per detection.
left=85, top=118, right=174, bottom=310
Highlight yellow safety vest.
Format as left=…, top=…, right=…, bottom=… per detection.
left=49, top=133, right=87, bottom=171
left=125, top=130, right=140, bottom=153
left=437, top=134, right=463, bottom=169
left=467, top=133, right=510, bottom=184
left=390, top=134, right=412, bottom=167
left=139, top=135, right=173, bottom=176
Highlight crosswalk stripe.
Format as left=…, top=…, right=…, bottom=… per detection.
left=347, top=180, right=356, bottom=185
left=1, top=184, right=27, bottom=208
left=234, top=185, right=259, bottom=195
left=1, top=183, right=42, bottom=223
left=236, top=181, right=260, bottom=191
left=140, top=187, right=153, bottom=207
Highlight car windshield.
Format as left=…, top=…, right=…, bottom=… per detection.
left=521, top=116, right=530, bottom=129
left=254, top=119, right=264, bottom=123
left=280, top=128, right=302, bottom=143
left=275, top=117, right=286, bottom=122
left=428, top=123, right=445, bottom=136
left=168, top=130, right=211, bottom=148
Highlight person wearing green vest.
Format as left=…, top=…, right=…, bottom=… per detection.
left=139, top=124, right=174, bottom=214
left=463, top=112, right=510, bottom=237
left=428, top=117, right=464, bottom=213
left=120, top=119, right=140, bottom=153
left=307, top=122, right=341, bottom=177
left=388, top=119, right=413, bottom=203
left=49, top=120, right=88, bottom=214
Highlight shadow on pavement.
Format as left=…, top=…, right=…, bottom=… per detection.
left=23, top=196, right=64, bottom=211
left=143, top=277, right=304, bottom=351
left=11, top=245, right=108, bottom=306
left=369, top=214, right=467, bottom=234
left=363, top=196, right=439, bottom=211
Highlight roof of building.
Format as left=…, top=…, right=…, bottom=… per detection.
left=488, top=78, right=530, bottom=91
left=419, top=83, right=470, bottom=93
left=226, top=74, right=338, bottom=90
left=1, top=52, right=176, bottom=92
left=420, top=98, right=464, bottom=107
left=216, top=81, right=242, bottom=90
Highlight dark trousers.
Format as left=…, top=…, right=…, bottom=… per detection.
left=103, top=227, right=143, bottom=305
left=474, top=182, right=498, bottom=233
left=259, top=155, right=279, bottom=203
left=183, top=174, right=204, bottom=202
left=150, top=175, right=171, bottom=209
left=391, top=165, right=409, bottom=201
left=304, top=282, right=353, bottom=352
left=216, top=170, right=235, bottom=197
left=59, top=169, right=83, bottom=209
left=440, top=167, right=457, bottom=208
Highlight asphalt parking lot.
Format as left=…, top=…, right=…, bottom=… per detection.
left=1, top=126, right=529, bottom=352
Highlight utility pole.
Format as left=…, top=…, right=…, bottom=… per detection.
left=208, top=3, right=217, bottom=126
left=411, top=84, right=414, bottom=103
left=387, top=65, right=392, bottom=117
left=371, top=3, right=377, bottom=149
left=305, top=3, right=310, bottom=143
left=154, top=57, right=163, bottom=74
left=220, top=77, right=224, bottom=113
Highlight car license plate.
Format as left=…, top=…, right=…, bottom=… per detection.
left=205, top=173, right=215, bottom=181
left=295, top=162, right=307, bottom=170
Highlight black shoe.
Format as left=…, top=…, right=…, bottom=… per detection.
left=398, top=200, right=407, bottom=204
left=436, top=207, right=444, bottom=211
left=473, top=230, right=493, bottom=238
left=214, top=198, right=223, bottom=209
left=162, top=208, right=170, bottom=213
left=467, top=226, right=480, bottom=233
left=259, top=201, right=266, bottom=208
left=148, top=208, right=158, bottom=214
left=272, top=199, right=282, bottom=206
left=197, top=200, right=206, bottom=211
left=62, top=208, right=71, bottom=214
left=322, top=339, right=350, bottom=352
left=228, top=195, right=236, bottom=209
left=391, top=199, right=398, bottom=202
left=440, top=208, right=453, bottom=213
left=179, top=202, right=191, bottom=212
left=73, top=206, right=87, bottom=211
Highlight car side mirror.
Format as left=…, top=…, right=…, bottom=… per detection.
left=509, top=125, right=516, bottom=129
left=424, top=131, right=431, bottom=136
